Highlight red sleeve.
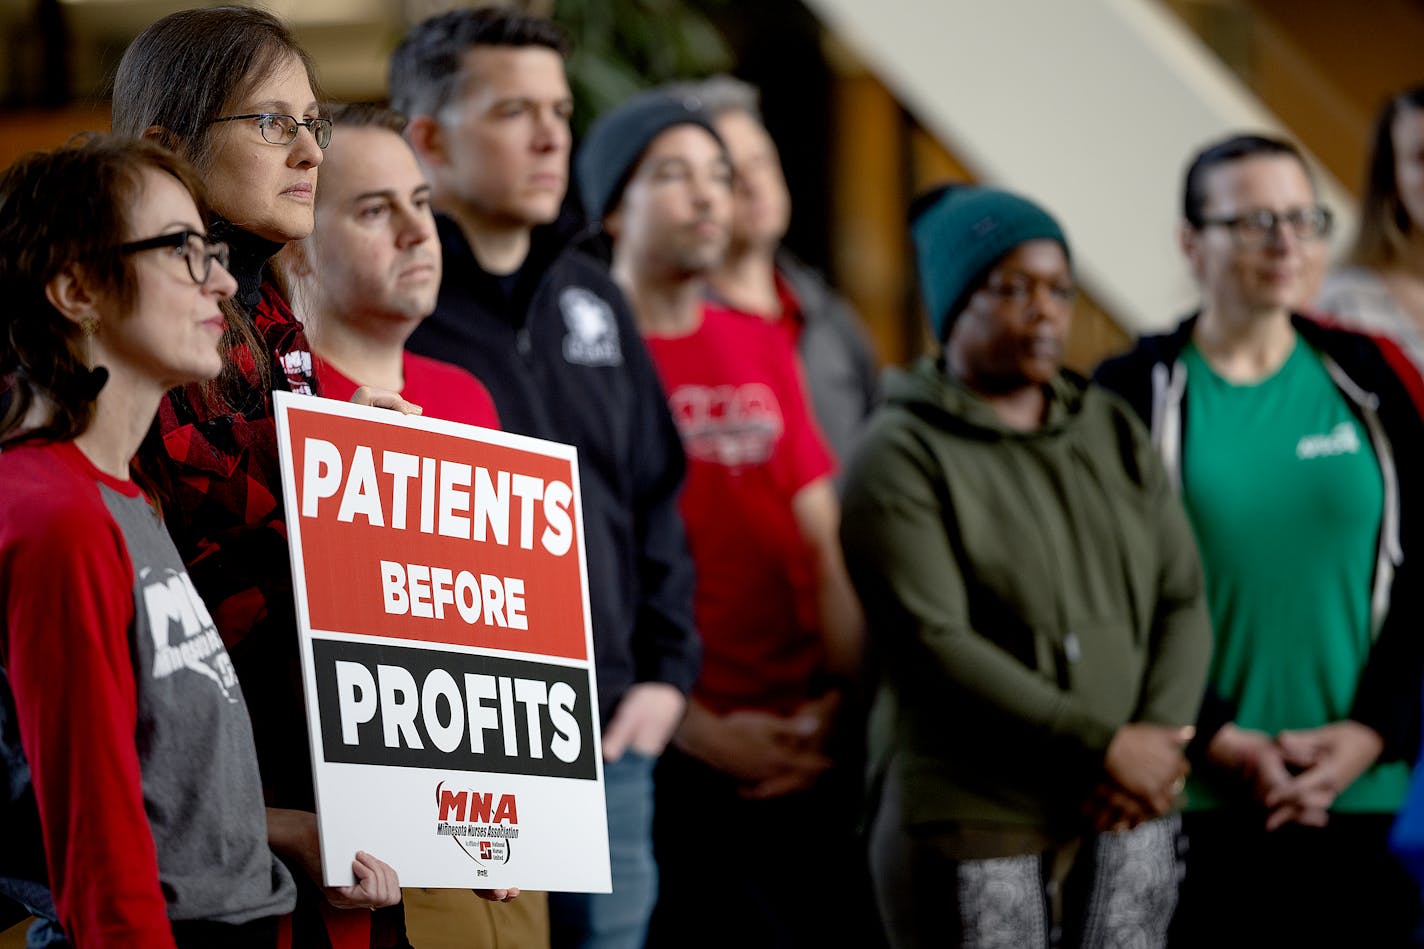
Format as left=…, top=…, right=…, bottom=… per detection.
left=3, top=502, right=177, bottom=949
left=469, top=381, right=501, bottom=430
left=313, top=356, right=360, bottom=405
left=440, top=371, right=501, bottom=430
left=1375, top=334, right=1424, bottom=422
left=400, top=353, right=502, bottom=429
left=773, top=340, right=835, bottom=494
left=1305, top=309, right=1424, bottom=420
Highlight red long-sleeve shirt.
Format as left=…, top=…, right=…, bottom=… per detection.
left=1, top=443, right=175, bottom=947
left=1, top=440, right=295, bottom=947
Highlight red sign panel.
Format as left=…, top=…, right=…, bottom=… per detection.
left=285, top=405, right=588, bottom=661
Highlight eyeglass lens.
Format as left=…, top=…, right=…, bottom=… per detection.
left=182, top=233, right=230, bottom=284
left=1240, top=209, right=1330, bottom=240
left=259, top=114, right=332, bottom=148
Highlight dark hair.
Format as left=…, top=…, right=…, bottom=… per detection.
left=389, top=7, right=570, bottom=120
left=1182, top=133, right=1313, bottom=228
left=1351, top=85, right=1424, bottom=269
left=112, top=6, right=322, bottom=174
left=0, top=135, right=213, bottom=445
left=327, top=101, right=408, bottom=135
left=112, top=6, right=322, bottom=408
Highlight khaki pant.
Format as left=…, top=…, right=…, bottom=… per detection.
left=402, top=888, right=549, bottom=949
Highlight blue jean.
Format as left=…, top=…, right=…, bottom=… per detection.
left=548, top=751, right=657, bottom=949
left=0, top=878, right=66, bottom=948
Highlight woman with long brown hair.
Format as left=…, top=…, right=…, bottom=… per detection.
left=111, top=8, right=409, bottom=947
left=1318, top=85, right=1424, bottom=374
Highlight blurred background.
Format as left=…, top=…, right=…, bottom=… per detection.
left=0, top=0, right=1416, bottom=372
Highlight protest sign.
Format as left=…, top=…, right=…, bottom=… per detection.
left=273, top=392, right=609, bottom=891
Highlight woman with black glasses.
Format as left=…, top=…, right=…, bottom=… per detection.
left=109, top=8, right=420, bottom=948
left=1096, top=133, right=1424, bottom=947
left=0, top=135, right=297, bottom=949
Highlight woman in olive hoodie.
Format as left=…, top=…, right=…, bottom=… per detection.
left=840, top=186, right=1211, bottom=949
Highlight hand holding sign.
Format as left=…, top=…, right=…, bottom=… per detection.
left=266, top=807, right=402, bottom=909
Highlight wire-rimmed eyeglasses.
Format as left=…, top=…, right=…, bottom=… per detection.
left=210, top=113, right=333, bottom=149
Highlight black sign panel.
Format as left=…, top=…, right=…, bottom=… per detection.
left=313, top=638, right=597, bottom=780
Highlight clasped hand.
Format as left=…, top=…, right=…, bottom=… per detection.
left=1208, top=720, right=1382, bottom=830
left=1084, top=723, right=1193, bottom=833
left=1085, top=720, right=1383, bottom=835
left=675, top=693, right=840, bottom=800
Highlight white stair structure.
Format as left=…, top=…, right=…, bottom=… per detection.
left=803, top=0, right=1352, bottom=332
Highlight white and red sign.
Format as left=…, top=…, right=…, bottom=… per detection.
left=273, top=392, right=609, bottom=891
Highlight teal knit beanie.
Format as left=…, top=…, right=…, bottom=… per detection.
left=911, top=185, right=1070, bottom=342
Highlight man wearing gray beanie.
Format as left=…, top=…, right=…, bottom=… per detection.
left=841, top=185, right=1210, bottom=948
left=575, top=88, right=723, bottom=227
left=579, top=90, right=866, bottom=948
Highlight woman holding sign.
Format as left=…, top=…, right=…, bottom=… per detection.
left=0, top=136, right=296, bottom=948
left=110, top=8, right=433, bottom=948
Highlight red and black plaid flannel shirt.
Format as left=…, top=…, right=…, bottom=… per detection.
left=141, top=283, right=411, bottom=949
left=151, top=281, right=315, bottom=655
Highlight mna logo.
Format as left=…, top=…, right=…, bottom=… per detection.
left=434, top=780, right=519, bottom=873
left=438, top=784, right=519, bottom=824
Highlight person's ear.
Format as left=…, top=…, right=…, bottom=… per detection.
left=603, top=206, right=621, bottom=240
left=1179, top=220, right=1204, bottom=281
left=142, top=125, right=184, bottom=152
left=282, top=238, right=316, bottom=279
left=44, top=264, right=103, bottom=326
left=405, top=115, right=445, bottom=168
left=275, top=241, right=322, bottom=326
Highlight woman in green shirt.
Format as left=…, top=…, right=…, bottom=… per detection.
left=1097, top=133, right=1424, bottom=948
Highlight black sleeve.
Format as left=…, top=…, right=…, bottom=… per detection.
left=1350, top=339, right=1424, bottom=763
left=1351, top=560, right=1423, bottom=762
left=1186, top=690, right=1238, bottom=771
left=830, top=293, right=881, bottom=417
left=623, top=326, right=701, bottom=694
left=1091, top=351, right=1153, bottom=426
left=1094, top=341, right=1234, bottom=760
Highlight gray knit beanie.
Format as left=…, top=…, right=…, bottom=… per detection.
left=575, top=89, right=724, bottom=223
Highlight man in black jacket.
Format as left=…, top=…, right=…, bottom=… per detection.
left=391, top=10, right=700, bottom=949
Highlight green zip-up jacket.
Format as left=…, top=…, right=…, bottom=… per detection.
left=840, top=358, right=1212, bottom=835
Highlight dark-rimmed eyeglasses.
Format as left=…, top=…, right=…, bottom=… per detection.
left=1198, top=206, right=1333, bottom=246
left=210, top=113, right=333, bottom=149
left=119, top=230, right=231, bottom=285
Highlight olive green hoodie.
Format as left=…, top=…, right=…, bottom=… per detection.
left=841, top=357, right=1211, bottom=836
